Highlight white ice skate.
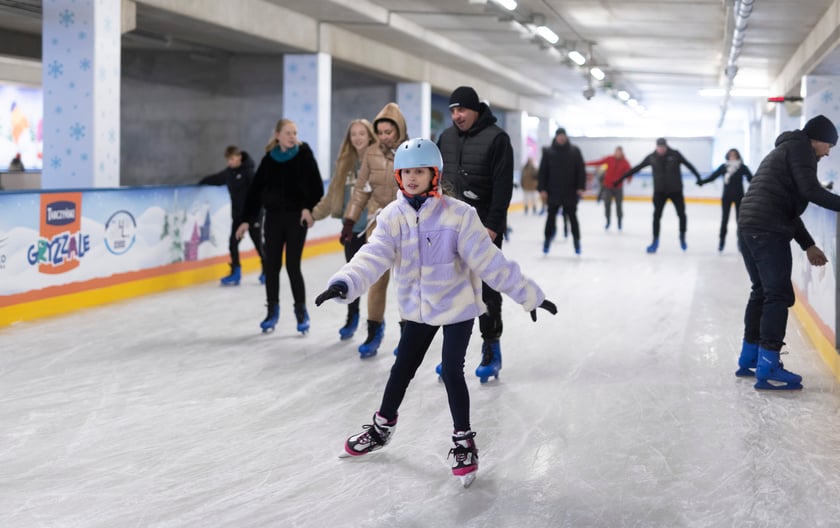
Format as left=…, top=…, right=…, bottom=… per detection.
left=449, top=430, right=478, bottom=488
left=338, top=412, right=397, bottom=458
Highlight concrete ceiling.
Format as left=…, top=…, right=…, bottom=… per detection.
left=1, top=0, right=839, bottom=137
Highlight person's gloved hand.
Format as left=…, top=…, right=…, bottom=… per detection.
left=696, top=180, right=704, bottom=186
left=530, top=299, right=557, bottom=321
left=339, top=219, right=355, bottom=246
left=315, top=281, right=348, bottom=306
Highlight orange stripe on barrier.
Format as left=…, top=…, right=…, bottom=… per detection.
left=791, top=284, right=840, bottom=382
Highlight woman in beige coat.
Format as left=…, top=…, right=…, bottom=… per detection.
left=339, top=102, right=408, bottom=358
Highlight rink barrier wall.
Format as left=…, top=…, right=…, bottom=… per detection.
left=792, top=286, right=840, bottom=381
left=0, top=236, right=341, bottom=327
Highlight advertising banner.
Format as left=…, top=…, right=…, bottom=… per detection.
left=1, top=185, right=250, bottom=296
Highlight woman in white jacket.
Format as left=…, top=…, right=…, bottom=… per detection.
left=316, top=138, right=556, bottom=487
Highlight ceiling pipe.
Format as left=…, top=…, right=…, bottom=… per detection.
left=718, top=0, right=755, bottom=127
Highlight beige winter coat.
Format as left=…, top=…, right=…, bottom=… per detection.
left=343, top=102, right=408, bottom=231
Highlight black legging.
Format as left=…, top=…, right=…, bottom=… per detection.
left=229, top=218, right=263, bottom=270
left=343, top=230, right=366, bottom=316
left=379, top=319, right=474, bottom=431
left=545, top=201, right=580, bottom=243
left=720, top=194, right=742, bottom=241
left=479, top=234, right=503, bottom=342
left=652, top=191, right=687, bottom=238
left=262, top=210, right=307, bottom=306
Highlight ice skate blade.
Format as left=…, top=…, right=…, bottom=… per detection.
left=477, top=373, right=499, bottom=384
left=754, top=380, right=803, bottom=391
left=459, top=472, right=476, bottom=488
left=261, top=326, right=275, bottom=334
left=735, top=367, right=756, bottom=377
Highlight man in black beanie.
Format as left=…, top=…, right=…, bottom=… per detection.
left=736, top=114, right=840, bottom=391
left=437, top=85, right=514, bottom=383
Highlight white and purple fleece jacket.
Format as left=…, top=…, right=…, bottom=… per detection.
left=327, top=194, right=546, bottom=326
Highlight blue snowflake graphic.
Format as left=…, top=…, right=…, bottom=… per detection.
left=69, top=122, right=86, bottom=140
left=78, top=31, right=86, bottom=40
left=68, top=82, right=76, bottom=89
left=55, top=105, right=63, bottom=114
left=81, top=153, right=88, bottom=161
left=47, top=60, right=64, bottom=78
left=51, top=37, right=58, bottom=46
left=108, top=129, right=116, bottom=143
left=66, top=148, right=72, bottom=155
left=50, top=156, right=62, bottom=169
left=59, top=9, right=75, bottom=28
left=822, top=91, right=833, bottom=104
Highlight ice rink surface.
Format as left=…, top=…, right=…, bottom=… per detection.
left=4, top=199, right=840, bottom=528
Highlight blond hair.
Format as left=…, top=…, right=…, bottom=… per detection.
left=334, top=119, right=376, bottom=180
left=265, top=118, right=298, bottom=152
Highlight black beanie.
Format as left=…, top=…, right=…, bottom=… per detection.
left=803, top=114, right=838, bottom=145
left=449, top=86, right=481, bottom=112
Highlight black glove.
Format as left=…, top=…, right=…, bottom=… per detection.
left=530, top=299, right=557, bottom=322
left=696, top=179, right=704, bottom=186
left=315, top=281, right=348, bottom=306
left=339, top=219, right=355, bottom=246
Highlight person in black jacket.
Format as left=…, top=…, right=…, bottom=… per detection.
left=617, top=137, right=703, bottom=253
left=437, top=86, right=514, bottom=382
left=538, top=127, right=586, bottom=255
left=698, top=148, right=753, bottom=252
left=236, top=119, right=324, bottom=334
left=736, top=114, right=839, bottom=390
left=199, top=146, right=264, bottom=286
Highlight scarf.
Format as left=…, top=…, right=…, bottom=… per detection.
left=724, top=159, right=741, bottom=185
left=270, top=144, right=299, bottom=163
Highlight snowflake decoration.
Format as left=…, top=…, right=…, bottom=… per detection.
left=108, top=129, right=116, bottom=143
left=78, top=31, right=86, bottom=40
left=47, top=60, right=64, bottom=78
left=822, top=91, right=833, bottom=104
left=51, top=38, right=58, bottom=46
left=55, top=106, right=63, bottom=114
left=69, top=122, right=86, bottom=140
left=81, top=153, right=88, bottom=161
left=50, top=156, right=62, bottom=169
left=59, top=9, right=75, bottom=28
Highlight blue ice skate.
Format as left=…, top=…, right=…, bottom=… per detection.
left=339, top=311, right=359, bottom=340
left=646, top=238, right=659, bottom=253
left=754, top=347, right=803, bottom=391
left=735, top=340, right=758, bottom=377
left=294, top=303, right=310, bottom=335
left=220, top=265, right=241, bottom=286
left=260, top=303, right=279, bottom=333
left=679, top=233, right=687, bottom=251
left=475, top=340, right=502, bottom=383
left=358, top=320, right=384, bottom=359
left=258, top=272, right=265, bottom=285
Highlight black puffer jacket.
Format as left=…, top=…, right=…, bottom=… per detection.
left=199, top=151, right=255, bottom=223
left=537, top=141, right=586, bottom=206
left=739, top=130, right=840, bottom=246
left=437, top=104, right=514, bottom=235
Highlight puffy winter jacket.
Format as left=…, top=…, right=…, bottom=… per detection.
left=739, top=129, right=840, bottom=247
left=328, top=194, right=545, bottom=326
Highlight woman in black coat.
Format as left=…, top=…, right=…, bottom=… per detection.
left=699, top=148, right=752, bottom=251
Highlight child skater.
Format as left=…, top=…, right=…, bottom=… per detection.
left=315, top=138, right=557, bottom=487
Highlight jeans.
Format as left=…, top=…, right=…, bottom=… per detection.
left=652, top=191, right=686, bottom=238
left=738, top=230, right=795, bottom=351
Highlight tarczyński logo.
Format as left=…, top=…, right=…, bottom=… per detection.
left=46, top=201, right=76, bottom=226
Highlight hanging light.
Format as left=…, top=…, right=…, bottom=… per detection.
left=590, top=67, right=605, bottom=81
left=536, top=25, right=560, bottom=45
left=568, top=50, right=586, bottom=65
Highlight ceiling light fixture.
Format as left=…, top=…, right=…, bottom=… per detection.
left=590, top=67, right=605, bottom=81
left=490, top=0, right=518, bottom=10
left=617, top=90, right=630, bottom=101
left=536, top=25, right=559, bottom=45
left=568, top=50, right=586, bottom=66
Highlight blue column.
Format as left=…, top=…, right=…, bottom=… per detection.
left=283, top=53, right=332, bottom=179
left=397, top=81, right=431, bottom=140
left=42, top=0, right=121, bottom=189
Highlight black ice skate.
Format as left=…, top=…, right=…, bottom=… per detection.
left=339, top=412, right=397, bottom=458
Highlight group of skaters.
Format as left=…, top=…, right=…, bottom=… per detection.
left=198, top=90, right=840, bottom=485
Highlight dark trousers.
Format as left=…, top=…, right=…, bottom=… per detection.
left=738, top=230, right=794, bottom=351
left=652, top=191, right=687, bottom=238
left=545, top=201, right=580, bottom=243
left=343, top=231, right=366, bottom=316
left=379, top=319, right=474, bottom=431
left=479, top=234, right=503, bottom=342
left=720, top=195, right=741, bottom=242
left=229, top=218, right=264, bottom=270
left=262, top=210, right=307, bottom=306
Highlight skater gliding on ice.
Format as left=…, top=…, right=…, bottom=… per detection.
left=737, top=114, right=840, bottom=390
left=315, top=138, right=556, bottom=487
left=697, top=148, right=753, bottom=252
left=237, top=118, right=324, bottom=334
